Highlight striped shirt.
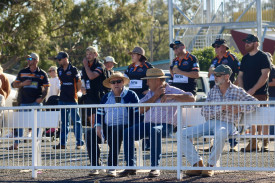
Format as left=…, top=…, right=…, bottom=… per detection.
left=201, top=83, right=257, bottom=123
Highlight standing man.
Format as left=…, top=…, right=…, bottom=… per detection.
left=169, top=40, right=200, bottom=96
left=237, top=34, right=271, bottom=152
left=119, top=68, right=195, bottom=177
left=81, top=46, right=105, bottom=127
left=9, top=53, right=49, bottom=150
left=208, top=38, right=240, bottom=88
left=183, top=65, right=256, bottom=177
left=54, top=51, right=84, bottom=150
left=102, top=56, right=116, bottom=95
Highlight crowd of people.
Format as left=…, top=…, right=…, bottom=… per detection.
left=1, top=34, right=274, bottom=178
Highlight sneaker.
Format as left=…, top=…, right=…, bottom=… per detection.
left=148, top=170, right=160, bottom=177
left=53, top=144, right=66, bottom=149
left=76, top=145, right=84, bottom=150
left=89, top=169, right=99, bottom=176
left=118, top=169, right=137, bottom=177
left=107, top=169, right=117, bottom=177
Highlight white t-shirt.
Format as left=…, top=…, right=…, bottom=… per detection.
left=46, top=77, right=60, bottom=101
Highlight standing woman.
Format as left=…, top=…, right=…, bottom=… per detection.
left=125, top=47, right=153, bottom=99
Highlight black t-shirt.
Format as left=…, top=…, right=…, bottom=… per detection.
left=240, top=50, right=271, bottom=95
left=209, top=51, right=240, bottom=88
left=125, top=61, right=153, bottom=99
left=170, top=52, right=199, bottom=95
left=102, top=69, right=114, bottom=95
left=268, top=65, right=275, bottom=97
left=81, top=58, right=105, bottom=104
left=15, top=67, right=49, bottom=104
left=58, top=63, right=80, bottom=103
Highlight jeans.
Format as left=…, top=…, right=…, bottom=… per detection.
left=86, top=124, right=126, bottom=166
left=14, top=102, right=42, bottom=144
left=124, top=122, right=173, bottom=167
left=59, top=101, right=84, bottom=146
left=182, top=120, right=234, bottom=166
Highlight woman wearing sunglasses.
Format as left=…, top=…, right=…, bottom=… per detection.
left=125, top=46, right=153, bottom=100
left=86, top=72, right=139, bottom=177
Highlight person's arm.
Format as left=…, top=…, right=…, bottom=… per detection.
left=172, top=68, right=199, bottom=78
left=236, top=71, right=244, bottom=88
left=1, top=76, right=11, bottom=99
left=247, top=68, right=270, bottom=96
left=83, top=58, right=101, bottom=80
left=269, top=78, right=275, bottom=87
left=76, top=80, right=81, bottom=92
left=161, top=93, right=195, bottom=103
left=13, top=80, right=32, bottom=88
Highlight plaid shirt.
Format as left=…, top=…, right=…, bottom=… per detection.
left=201, top=83, right=257, bottom=123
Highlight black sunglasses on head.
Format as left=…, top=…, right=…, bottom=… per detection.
left=110, top=80, right=123, bottom=84
left=214, top=73, right=226, bottom=77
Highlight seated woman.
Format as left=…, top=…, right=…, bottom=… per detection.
left=86, top=72, right=139, bottom=177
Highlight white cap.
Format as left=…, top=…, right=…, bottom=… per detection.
left=104, top=56, right=117, bottom=64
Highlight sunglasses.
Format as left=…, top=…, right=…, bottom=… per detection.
left=172, top=45, right=182, bottom=50
left=110, top=80, right=123, bottom=84
left=27, top=57, right=34, bottom=61
left=214, top=73, right=226, bottom=77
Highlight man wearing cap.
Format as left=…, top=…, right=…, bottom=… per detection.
left=54, top=51, right=84, bottom=150
left=169, top=40, right=200, bottom=96
left=237, top=34, right=271, bottom=152
left=119, top=68, right=195, bottom=177
left=86, top=72, right=139, bottom=177
left=9, top=53, right=49, bottom=150
left=208, top=38, right=240, bottom=88
left=81, top=46, right=105, bottom=127
left=102, top=56, right=117, bottom=95
left=183, top=64, right=256, bottom=177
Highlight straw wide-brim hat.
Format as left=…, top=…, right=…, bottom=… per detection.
left=141, top=68, right=169, bottom=80
left=103, top=72, right=130, bottom=88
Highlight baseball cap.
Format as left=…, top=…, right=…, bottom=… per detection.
left=104, top=56, right=117, bottom=64
left=214, top=64, right=232, bottom=76
left=128, top=47, right=147, bottom=60
left=27, top=53, right=39, bottom=60
left=242, top=34, right=259, bottom=43
left=211, top=38, right=229, bottom=50
left=55, top=51, right=69, bottom=60
left=169, top=40, right=184, bottom=48
left=86, top=46, right=98, bottom=53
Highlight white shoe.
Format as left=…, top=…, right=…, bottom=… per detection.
left=107, top=169, right=117, bottom=177
left=28, top=132, right=32, bottom=137
left=89, top=169, right=99, bottom=176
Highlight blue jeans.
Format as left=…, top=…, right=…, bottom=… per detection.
left=123, top=122, right=173, bottom=167
left=182, top=120, right=234, bottom=166
left=59, top=101, right=84, bottom=146
left=14, top=102, right=42, bottom=144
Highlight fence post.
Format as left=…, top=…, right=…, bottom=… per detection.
left=32, top=109, right=38, bottom=178
left=176, top=105, right=182, bottom=180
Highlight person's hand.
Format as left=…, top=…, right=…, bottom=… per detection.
left=247, top=88, right=256, bottom=96
left=154, top=85, right=166, bottom=99
left=161, top=94, right=174, bottom=103
left=142, top=90, right=149, bottom=95
left=81, top=87, right=86, bottom=95
left=35, top=97, right=43, bottom=104
left=96, top=126, right=102, bottom=139
left=22, top=80, right=32, bottom=86
left=83, top=57, right=89, bottom=67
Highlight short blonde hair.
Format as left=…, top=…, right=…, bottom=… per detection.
left=48, top=66, right=57, bottom=72
left=86, top=46, right=98, bottom=53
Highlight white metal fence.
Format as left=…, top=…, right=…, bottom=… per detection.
left=1, top=101, right=275, bottom=179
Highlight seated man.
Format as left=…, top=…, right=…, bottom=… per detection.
left=119, top=68, right=195, bottom=177
left=86, top=72, right=139, bottom=177
left=182, top=64, right=257, bottom=177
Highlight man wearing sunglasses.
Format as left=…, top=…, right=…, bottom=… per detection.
left=169, top=40, right=200, bottom=96
left=86, top=72, right=139, bottom=177
left=8, top=53, right=49, bottom=150
left=237, top=34, right=271, bottom=152
left=53, top=51, right=84, bottom=150
left=183, top=64, right=256, bottom=177
left=208, top=38, right=240, bottom=89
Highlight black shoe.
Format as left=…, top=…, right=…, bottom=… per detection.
left=119, top=169, right=137, bottom=177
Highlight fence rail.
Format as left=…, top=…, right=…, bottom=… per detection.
left=1, top=101, right=275, bottom=179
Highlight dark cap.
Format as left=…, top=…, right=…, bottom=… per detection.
left=212, top=38, right=229, bottom=50
left=242, top=34, right=259, bottom=43
left=214, top=64, right=232, bottom=76
left=55, top=51, right=69, bottom=60
left=169, top=40, right=184, bottom=48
